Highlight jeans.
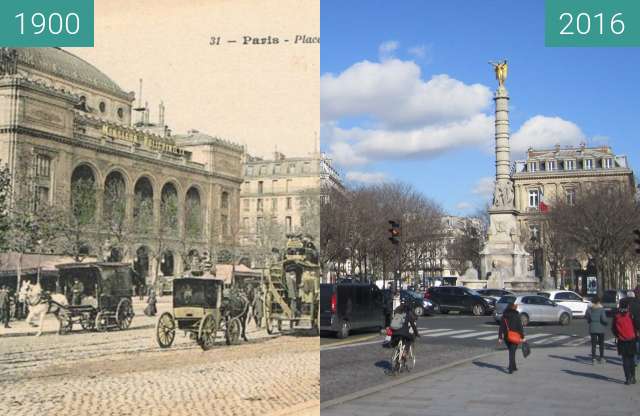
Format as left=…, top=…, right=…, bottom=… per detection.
left=507, top=342, right=518, bottom=370
left=590, top=333, right=604, bottom=359
left=622, top=354, right=636, bottom=382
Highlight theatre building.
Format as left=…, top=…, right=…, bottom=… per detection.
left=0, top=48, right=244, bottom=285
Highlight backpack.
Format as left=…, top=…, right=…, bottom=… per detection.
left=390, top=312, right=407, bottom=330
left=615, top=311, right=636, bottom=341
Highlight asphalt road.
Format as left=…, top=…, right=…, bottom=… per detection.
left=320, top=312, right=609, bottom=402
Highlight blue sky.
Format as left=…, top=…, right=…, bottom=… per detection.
left=321, top=1, right=640, bottom=215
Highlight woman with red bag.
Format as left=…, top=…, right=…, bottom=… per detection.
left=498, top=302, right=525, bottom=374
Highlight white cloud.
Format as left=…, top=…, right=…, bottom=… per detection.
left=378, top=40, right=399, bottom=61
left=408, top=45, right=426, bottom=59
left=345, top=171, right=388, bottom=184
left=472, top=177, right=495, bottom=196
left=455, top=202, right=473, bottom=211
left=511, top=115, right=586, bottom=155
left=321, top=59, right=493, bottom=128
left=326, top=113, right=493, bottom=166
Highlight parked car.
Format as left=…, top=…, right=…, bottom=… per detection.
left=476, top=288, right=515, bottom=302
left=400, top=289, right=434, bottom=316
left=320, top=283, right=386, bottom=338
left=537, top=290, right=591, bottom=318
left=424, top=286, right=494, bottom=316
left=494, top=294, right=572, bottom=326
left=602, top=289, right=627, bottom=316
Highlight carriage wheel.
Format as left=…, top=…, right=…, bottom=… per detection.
left=116, top=299, right=134, bottom=330
left=225, top=318, right=241, bottom=345
left=80, top=313, right=95, bottom=331
left=265, top=316, right=275, bottom=334
left=155, top=312, right=176, bottom=348
left=94, top=312, right=106, bottom=332
left=198, top=314, right=218, bottom=351
left=58, top=311, right=73, bottom=335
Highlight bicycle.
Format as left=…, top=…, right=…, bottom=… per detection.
left=389, top=337, right=416, bottom=375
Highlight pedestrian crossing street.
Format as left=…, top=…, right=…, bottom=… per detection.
left=418, top=327, right=617, bottom=348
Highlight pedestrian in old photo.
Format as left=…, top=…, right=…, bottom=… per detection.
left=144, top=287, right=157, bottom=317
left=0, top=286, right=11, bottom=328
left=585, top=295, right=608, bottom=364
left=71, top=278, right=84, bottom=306
left=611, top=301, right=638, bottom=385
left=498, top=302, right=525, bottom=374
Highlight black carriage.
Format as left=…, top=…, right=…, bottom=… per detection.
left=54, top=262, right=135, bottom=334
left=155, top=276, right=244, bottom=351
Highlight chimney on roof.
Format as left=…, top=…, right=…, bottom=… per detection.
left=159, top=101, right=165, bottom=127
left=554, top=144, right=560, bottom=153
left=143, top=101, right=150, bottom=125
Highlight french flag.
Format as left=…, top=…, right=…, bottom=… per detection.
left=539, top=192, right=549, bottom=213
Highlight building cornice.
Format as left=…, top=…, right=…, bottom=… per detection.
left=512, top=169, right=633, bottom=181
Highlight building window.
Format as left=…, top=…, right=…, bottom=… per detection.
left=257, top=198, right=263, bottom=212
left=528, top=189, right=539, bottom=208
left=286, top=179, right=293, bottom=193
left=288, top=164, right=295, bottom=174
left=584, top=159, right=593, bottom=170
left=117, top=108, right=124, bottom=119
left=566, top=189, right=576, bottom=206
left=604, top=158, right=613, bottom=169
left=528, top=162, right=537, bottom=172
left=257, top=216, right=264, bottom=231
left=259, top=165, right=266, bottom=175
left=242, top=217, right=249, bottom=229
left=35, top=154, right=52, bottom=178
left=272, top=198, right=278, bottom=211
left=221, top=215, right=229, bottom=235
left=243, top=199, right=250, bottom=211
left=272, top=179, right=278, bottom=192
left=34, top=186, right=49, bottom=209
left=258, top=181, right=263, bottom=194
left=547, top=160, right=556, bottom=171
left=99, top=101, right=106, bottom=113
left=286, top=197, right=292, bottom=210
left=285, top=216, right=292, bottom=232
left=565, top=160, right=575, bottom=170
left=221, top=191, right=229, bottom=209
left=303, top=162, right=311, bottom=173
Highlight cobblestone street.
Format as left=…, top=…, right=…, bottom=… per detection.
left=0, top=298, right=320, bottom=416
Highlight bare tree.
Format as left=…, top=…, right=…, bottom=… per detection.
left=446, top=218, right=483, bottom=276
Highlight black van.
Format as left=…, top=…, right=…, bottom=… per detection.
left=320, top=283, right=385, bottom=338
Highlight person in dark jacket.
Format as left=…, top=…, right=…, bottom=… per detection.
left=585, top=295, right=608, bottom=364
left=612, top=303, right=638, bottom=385
left=390, top=301, right=420, bottom=355
left=498, top=303, right=525, bottom=374
left=620, top=292, right=640, bottom=365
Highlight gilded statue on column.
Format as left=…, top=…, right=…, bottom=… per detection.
left=489, top=60, right=508, bottom=87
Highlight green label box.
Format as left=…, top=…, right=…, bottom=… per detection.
left=546, top=0, right=640, bottom=46
left=0, top=0, right=94, bottom=47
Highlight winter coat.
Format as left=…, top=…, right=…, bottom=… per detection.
left=499, top=308, right=524, bottom=344
left=585, top=304, right=608, bottom=334
left=0, top=290, right=9, bottom=309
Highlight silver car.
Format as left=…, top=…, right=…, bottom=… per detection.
left=494, top=294, right=572, bottom=327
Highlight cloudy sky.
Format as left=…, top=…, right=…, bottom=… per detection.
left=321, top=1, right=640, bottom=215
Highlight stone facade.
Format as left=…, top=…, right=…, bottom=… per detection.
left=0, top=48, right=244, bottom=282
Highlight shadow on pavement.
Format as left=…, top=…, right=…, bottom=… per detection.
left=548, top=354, right=593, bottom=364
left=375, top=360, right=392, bottom=371
left=472, top=360, right=509, bottom=374
left=563, top=369, right=624, bottom=384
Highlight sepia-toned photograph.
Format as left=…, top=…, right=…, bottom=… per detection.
left=0, top=1, right=320, bottom=415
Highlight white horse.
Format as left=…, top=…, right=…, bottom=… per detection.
left=24, top=282, right=68, bottom=336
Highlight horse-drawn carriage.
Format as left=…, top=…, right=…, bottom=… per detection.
left=263, top=234, right=320, bottom=334
left=155, top=274, right=249, bottom=351
left=53, top=262, right=135, bottom=334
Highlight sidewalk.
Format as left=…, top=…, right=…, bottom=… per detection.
left=0, top=296, right=169, bottom=337
left=322, top=345, right=640, bottom=416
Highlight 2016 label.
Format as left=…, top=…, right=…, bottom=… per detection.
left=559, top=12, right=624, bottom=36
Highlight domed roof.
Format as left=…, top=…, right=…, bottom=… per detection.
left=14, top=48, right=131, bottom=100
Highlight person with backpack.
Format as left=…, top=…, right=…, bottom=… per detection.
left=612, top=303, right=638, bottom=385
left=498, top=302, right=525, bottom=374
left=620, top=292, right=640, bottom=366
left=389, top=301, right=420, bottom=358
left=585, top=295, right=608, bottom=364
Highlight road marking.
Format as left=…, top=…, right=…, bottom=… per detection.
left=532, top=335, right=570, bottom=345
left=417, top=328, right=452, bottom=334
left=477, top=333, right=500, bottom=341
left=451, top=331, right=496, bottom=339
left=423, top=330, right=475, bottom=337
left=321, top=339, right=382, bottom=352
left=563, top=336, right=590, bottom=347
left=321, top=334, right=379, bottom=349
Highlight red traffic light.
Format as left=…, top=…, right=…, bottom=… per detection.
left=388, top=220, right=401, bottom=244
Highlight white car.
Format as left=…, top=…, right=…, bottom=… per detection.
left=538, top=290, right=591, bottom=318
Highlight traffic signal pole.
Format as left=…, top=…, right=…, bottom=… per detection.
left=388, top=220, right=401, bottom=309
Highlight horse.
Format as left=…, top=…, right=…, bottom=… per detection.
left=24, top=282, right=68, bottom=336
left=223, top=288, right=250, bottom=344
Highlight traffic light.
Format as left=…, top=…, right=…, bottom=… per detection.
left=634, top=229, right=640, bottom=254
left=388, top=220, right=401, bottom=245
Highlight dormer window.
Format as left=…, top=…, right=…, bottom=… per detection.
left=584, top=159, right=593, bottom=170
left=565, top=160, right=575, bottom=171
left=604, top=158, right=613, bottom=169
left=547, top=160, right=556, bottom=171
left=528, top=162, right=538, bottom=172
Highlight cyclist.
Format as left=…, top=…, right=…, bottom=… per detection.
left=389, top=300, right=420, bottom=359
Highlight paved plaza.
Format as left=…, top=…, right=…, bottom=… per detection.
left=0, top=297, right=320, bottom=416
left=322, top=344, right=640, bottom=416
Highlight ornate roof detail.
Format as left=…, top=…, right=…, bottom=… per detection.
left=9, top=48, right=132, bottom=100
left=173, top=130, right=244, bottom=152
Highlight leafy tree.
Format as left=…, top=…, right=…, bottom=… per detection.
left=58, top=178, right=98, bottom=261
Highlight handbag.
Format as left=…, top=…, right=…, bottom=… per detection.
left=504, top=318, right=523, bottom=345
left=522, top=341, right=531, bottom=358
